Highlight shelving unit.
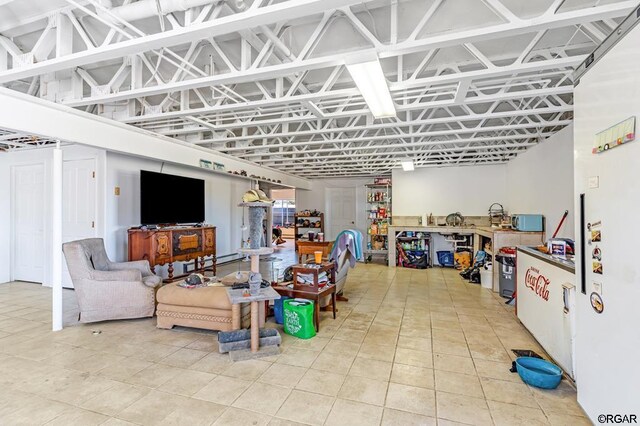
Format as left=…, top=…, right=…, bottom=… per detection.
left=395, top=230, right=432, bottom=268
left=364, top=182, right=392, bottom=263
left=294, top=212, right=324, bottom=244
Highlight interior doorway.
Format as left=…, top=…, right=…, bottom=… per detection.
left=11, top=163, right=45, bottom=283
left=62, top=158, right=97, bottom=288
left=271, top=188, right=296, bottom=241
left=326, top=187, right=356, bottom=240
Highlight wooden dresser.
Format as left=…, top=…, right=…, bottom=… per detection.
left=128, top=226, right=216, bottom=281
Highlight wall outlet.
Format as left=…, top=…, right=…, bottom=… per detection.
left=114, top=186, right=120, bottom=196
left=588, top=176, right=599, bottom=188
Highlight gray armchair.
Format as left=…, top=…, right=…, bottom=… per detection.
left=62, top=238, right=162, bottom=323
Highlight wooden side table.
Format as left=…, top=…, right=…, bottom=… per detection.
left=273, top=262, right=336, bottom=331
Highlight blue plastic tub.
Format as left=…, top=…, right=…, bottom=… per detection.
left=437, top=251, right=454, bottom=267
left=515, top=357, right=563, bottom=389
left=273, top=296, right=291, bottom=324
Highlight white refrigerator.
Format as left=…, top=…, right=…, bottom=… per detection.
left=573, top=7, right=640, bottom=420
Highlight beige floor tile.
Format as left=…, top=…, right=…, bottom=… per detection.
left=488, top=400, right=549, bottom=425
left=101, top=419, right=138, bottom=426
left=291, top=336, right=331, bottom=351
left=158, top=397, right=226, bottom=426
left=432, top=339, right=470, bottom=357
left=44, top=407, right=109, bottom=426
left=95, top=357, right=153, bottom=381
left=80, top=382, right=150, bottom=416
left=311, top=351, right=355, bottom=374
left=474, top=359, right=522, bottom=383
left=259, top=363, right=307, bottom=388
left=213, top=407, right=272, bottom=426
left=220, top=359, right=272, bottom=381
left=1, top=396, right=70, bottom=425
left=385, top=382, right=436, bottom=417
left=158, top=347, right=209, bottom=367
left=193, top=375, right=252, bottom=405
left=468, top=342, right=511, bottom=362
left=325, top=398, right=383, bottom=426
left=296, top=368, right=346, bottom=396
left=435, top=370, right=484, bottom=398
left=125, top=363, right=184, bottom=388
left=433, top=353, right=476, bottom=375
left=276, top=347, right=320, bottom=368
left=481, top=377, right=538, bottom=408
left=436, top=391, right=493, bottom=425
left=275, top=389, right=334, bottom=425
left=333, top=327, right=367, bottom=343
left=338, top=375, right=388, bottom=406
left=157, top=369, right=216, bottom=397
left=357, top=342, right=396, bottom=362
left=190, top=352, right=233, bottom=374
left=117, top=390, right=187, bottom=424
left=394, top=347, right=433, bottom=368
left=381, top=408, right=437, bottom=425
left=0, top=266, right=585, bottom=425
left=348, top=357, right=392, bottom=381
left=531, top=381, right=585, bottom=417
left=233, top=382, right=291, bottom=416
left=390, top=363, right=434, bottom=389
left=323, top=339, right=361, bottom=356
left=397, top=335, right=432, bottom=352
left=547, top=412, right=591, bottom=425
left=268, top=418, right=307, bottom=426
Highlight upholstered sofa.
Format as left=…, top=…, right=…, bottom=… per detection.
left=62, top=238, right=162, bottom=323
left=156, top=283, right=251, bottom=331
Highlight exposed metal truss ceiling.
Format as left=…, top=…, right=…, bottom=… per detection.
left=0, top=127, right=60, bottom=150
left=0, top=0, right=635, bottom=177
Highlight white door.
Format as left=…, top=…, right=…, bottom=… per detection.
left=11, top=164, right=45, bottom=283
left=326, top=187, right=356, bottom=240
left=62, top=159, right=97, bottom=288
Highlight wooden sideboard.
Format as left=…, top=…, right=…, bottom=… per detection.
left=128, top=226, right=216, bottom=281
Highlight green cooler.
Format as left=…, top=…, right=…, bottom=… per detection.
left=283, top=299, right=316, bottom=339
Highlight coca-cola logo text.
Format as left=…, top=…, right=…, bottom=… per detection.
left=524, top=267, right=550, bottom=301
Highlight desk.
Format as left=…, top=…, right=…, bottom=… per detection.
left=272, top=262, right=336, bottom=331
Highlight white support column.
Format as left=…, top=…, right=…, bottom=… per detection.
left=52, top=141, right=63, bottom=331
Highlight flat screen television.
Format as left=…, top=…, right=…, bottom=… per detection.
left=140, top=170, right=205, bottom=225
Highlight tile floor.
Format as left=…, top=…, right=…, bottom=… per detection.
left=0, top=264, right=590, bottom=426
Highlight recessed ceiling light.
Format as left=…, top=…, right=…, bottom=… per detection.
left=346, top=58, right=396, bottom=119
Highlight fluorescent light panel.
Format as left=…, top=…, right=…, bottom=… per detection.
left=346, top=59, right=396, bottom=119
left=401, top=159, right=414, bottom=171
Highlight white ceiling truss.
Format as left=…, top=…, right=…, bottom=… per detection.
left=0, top=0, right=636, bottom=177
left=0, top=127, right=61, bottom=150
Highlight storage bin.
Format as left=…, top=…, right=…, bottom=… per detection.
left=283, top=298, right=316, bottom=339
left=273, top=296, right=291, bottom=324
left=437, top=251, right=454, bottom=267
left=480, top=264, right=493, bottom=289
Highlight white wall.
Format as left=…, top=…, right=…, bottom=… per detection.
left=297, top=177, right=371, bottom=238
left=392, top=164, right=508, bottom=217
left=0, top=145, right=107, bottom=285
left=506, top=125, right=574, bottom=239
left=0, top=145, right=266, bottom=284
left=105, top=152, right=253, bottom=266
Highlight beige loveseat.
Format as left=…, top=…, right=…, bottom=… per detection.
left=156, top=283, right=250, bottom=331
